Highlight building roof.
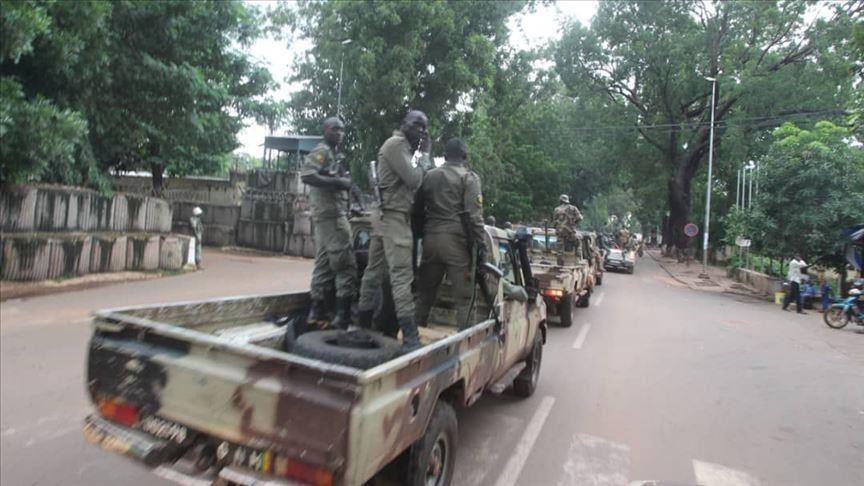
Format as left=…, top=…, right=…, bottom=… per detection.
left=264, top=135, right=323, bottom=153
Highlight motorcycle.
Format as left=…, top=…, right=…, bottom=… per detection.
left=823, top=288, right=864, bottom=330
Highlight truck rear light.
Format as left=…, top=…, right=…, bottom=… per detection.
left=96, top=397, right=139, bottom=427
left=277, top=456, right=333, bottom=486
left=543, top=289, right=564, bottom=298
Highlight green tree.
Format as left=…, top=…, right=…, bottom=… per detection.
left=737, top=121, right=864, bottom=271
left=1, top=1, right=273, bottom=193
left=277, top=0, right=527, bottom=180
left=554, top=1, right=856, bottom=250
left=0, top=0, right=106, bottom=186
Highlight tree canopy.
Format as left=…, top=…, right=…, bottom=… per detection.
left=1, top=0, right=275, bottom=193
left=726, top=121, right=864, bottom=269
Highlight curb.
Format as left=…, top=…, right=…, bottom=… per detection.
left=646, top=250, right=768, bottom=301
left=645, top=250, right=691, bottom=288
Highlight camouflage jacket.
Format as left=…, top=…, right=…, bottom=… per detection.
left=300, top=142, right=349, bottom=220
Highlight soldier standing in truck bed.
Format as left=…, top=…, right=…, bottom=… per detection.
left=554, top=194, right=583, bottom=255
left=356, top=110, right=433, bottom=350
left=414, top=138, right=488, bottom=330
left=300, top=117, right=357, bottom=330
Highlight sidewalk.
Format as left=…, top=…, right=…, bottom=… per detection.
left=646, top=249, right=765, bottom=300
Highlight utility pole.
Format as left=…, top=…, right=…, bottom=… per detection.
left=701, top=76, right=717, bottom=277
left=336, top=39, right=352, bottom=118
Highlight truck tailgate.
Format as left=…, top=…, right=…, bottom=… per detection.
left=87, top=316, right=361, bottom=475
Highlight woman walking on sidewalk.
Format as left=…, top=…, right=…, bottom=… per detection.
left=783, top=254, right=807, bottom=314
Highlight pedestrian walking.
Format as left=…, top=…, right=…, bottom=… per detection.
left=356, top=110, right=433, bottom=350
left=190, top=207, right=204, bottom=268
left=300, top=117, right=358, bottom=329
left=783, top=254, right=808, bottom=314
left=414, top=138, right=488, bottom=330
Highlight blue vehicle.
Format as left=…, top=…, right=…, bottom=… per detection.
left=823, top=288, right=864, bottom=330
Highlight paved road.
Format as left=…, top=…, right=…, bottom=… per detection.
left=2, top=250, right=862, bottom=485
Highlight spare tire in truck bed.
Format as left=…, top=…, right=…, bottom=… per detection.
left=293, top=329, right=403, bottom=369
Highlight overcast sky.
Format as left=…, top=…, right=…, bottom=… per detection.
left=235, top=1, right=598, bottom=156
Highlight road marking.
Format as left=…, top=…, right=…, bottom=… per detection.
left=153, top=466, right=213, bottom=486
left=558, top=433, right=630, bottom=486
left=693, top=460, right=762, bottom=486
left=594, top=292, right=605, bottom=307
left=494, top=395, right=556, bottom=486
left=572, top=323, right=591, bottom=349
left=23, top=423, right=80, bottom=447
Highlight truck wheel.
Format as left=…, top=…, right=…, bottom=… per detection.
left=576, top=290, right=591, bottom=308
left=406, top=400, right=457, bottom=486
left=293, top=329, right=401, bottom=369
left=512, top=333, right=543, bottom=398
left=559, top=293, right=574, bottom=327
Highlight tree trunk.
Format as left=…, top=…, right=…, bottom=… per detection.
left=667, top=173, right=692, bottom=251
left=151, top=163, right=165, bottom=198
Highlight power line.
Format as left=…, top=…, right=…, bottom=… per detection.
left=534, top=109, right=848, bottom=133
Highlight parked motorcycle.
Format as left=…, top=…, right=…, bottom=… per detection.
left=823, top=288, right=864, bottom=330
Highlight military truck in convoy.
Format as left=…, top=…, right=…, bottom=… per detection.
left=82, top=225, right=547, bottom=486
left=528, top=227, right=600, bottom=328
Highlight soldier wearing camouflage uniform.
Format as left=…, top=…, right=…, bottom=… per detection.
left=357, top=111, right=432, bottom=349
left=300, top=117, right=357, bottom=329
left=414, top=138, right=487, bottom=330
left=554, top=194, right=583, bottom=255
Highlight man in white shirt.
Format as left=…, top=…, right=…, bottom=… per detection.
left=783, top=254, right=807, bottom=314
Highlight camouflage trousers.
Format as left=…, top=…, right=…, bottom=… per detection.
left=310, top=216, right=357, bottom=300
left=415, top=232, right=475, bottom=330
left=358, top=210, right=415, bottom=320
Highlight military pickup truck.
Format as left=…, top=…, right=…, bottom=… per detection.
left=528, top=227, right=596, bottom=328
left=82, top=226, right=546, bottom=486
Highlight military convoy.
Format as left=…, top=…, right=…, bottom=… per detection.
left=82, top=225, right=547, bottom=486
left=527, top=227, right=603, bottom=327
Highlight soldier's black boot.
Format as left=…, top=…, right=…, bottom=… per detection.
left=355, top=308, right=374, bottom=330
left=306, top=299, right=327, bottom=328
left=398, top=316, right=422, bottom=352
left=330, top=297, right=353, bottom=330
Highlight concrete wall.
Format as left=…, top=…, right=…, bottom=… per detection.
left=1, top=233, right=193, bottom=281
left=110, top=169, right=314, bottom=256
left=1, top=184, right=189, bottom=281
left=171, top=201, right=240, bottom=247
left=111, top=172, right=246, bottom=205
left=1, top=185, right=171, bottom=234
left=729, top=267, right=784, bottom=296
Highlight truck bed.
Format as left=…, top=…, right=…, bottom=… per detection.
left=85, top=291, right=505, bottom=485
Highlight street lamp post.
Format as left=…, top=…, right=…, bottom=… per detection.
left=337, top=39, right=352, bottom=118
left=747, top=161, right=754, bottom=209
left=736, top=168, right=741, bottom=209
left=701, top=76, right=717, bottom=276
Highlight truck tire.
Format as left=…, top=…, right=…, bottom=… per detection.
left=576, top=289, right=591, bottom=308
left=293, top=330, right=402, bottom=369
left=512, top=333, right=543, bottom=398
left=406, top=400, right=457, bottom=486
left=559, top=293, right=574, bottom=328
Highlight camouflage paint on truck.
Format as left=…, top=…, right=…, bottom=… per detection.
left=83, top=226, right=546, bottom=486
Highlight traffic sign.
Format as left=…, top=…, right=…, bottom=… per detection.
left=684, top=223, right=699, bottom=238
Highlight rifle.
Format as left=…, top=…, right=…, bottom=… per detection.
left=323, top=153, right=365, bottom=215
left=368, top=159, right=383, bottom=217
left=460, top=210, right=500, bottom=331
